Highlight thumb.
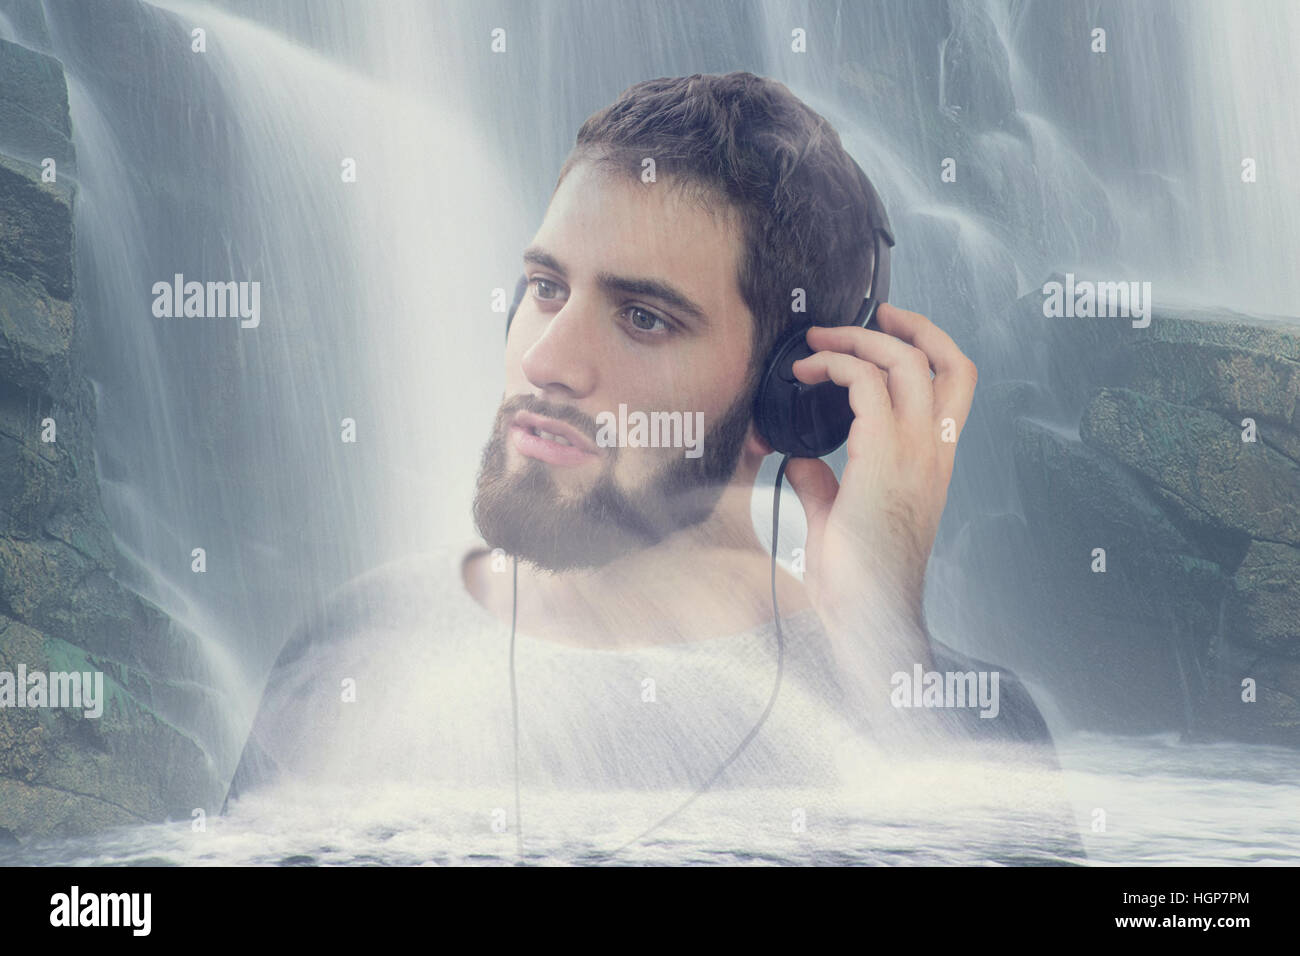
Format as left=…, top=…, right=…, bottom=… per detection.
left=782, top=456, right=839, bottom=548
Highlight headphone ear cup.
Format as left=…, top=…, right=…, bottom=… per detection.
left=505, top=273, right=528, bottom=340
left=753, top=314, right=879, bottom=459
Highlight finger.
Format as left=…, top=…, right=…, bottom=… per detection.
left=783, top=456, right=839, bottom=557
left=872, top=304, right=978, bottom=437
left=790, top=349, right=895, bottom=448
left=804, top=324, right=935, bottom=428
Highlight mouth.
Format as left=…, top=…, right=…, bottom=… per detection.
left=509, top=410, right=601, bottom=467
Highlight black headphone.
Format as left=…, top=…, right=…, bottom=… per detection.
left=501, top=172, right=893, bottom=861
left=505, top=171, right=894, bottom=460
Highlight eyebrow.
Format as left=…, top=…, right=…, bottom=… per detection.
left=522, top=246, right=710, bottom=327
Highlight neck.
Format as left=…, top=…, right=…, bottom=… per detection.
left=526, top=477, right=763, bottom=601
left=497, top=455, right=804, bottom=647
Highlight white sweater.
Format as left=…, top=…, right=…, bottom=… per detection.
left=228, top=540, right=1081, bottom=860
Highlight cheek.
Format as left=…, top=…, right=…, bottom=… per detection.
left=503, top=337, right=528, bottom=386
left=657, top=344, right=747, bottom=417
left=607, top=441, right=675, bottom=488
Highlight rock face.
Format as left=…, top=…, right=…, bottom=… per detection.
left=973, top=278, right=1300, bottom=746
left=0, top=28, right=224, bottom=841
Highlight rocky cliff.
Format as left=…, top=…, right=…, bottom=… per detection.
left=966, top=285, right=1299, bottom=746
left=0, top=27, right=223, bottom=843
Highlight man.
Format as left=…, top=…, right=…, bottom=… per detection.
left=230, top=72, right=1082, bottom=862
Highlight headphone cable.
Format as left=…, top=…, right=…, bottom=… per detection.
left=509, top=553, right=523, bottom=861
left=508, top=453, right=793, bottom=863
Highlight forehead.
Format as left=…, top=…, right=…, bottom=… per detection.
left=532, top=161, right=748, bottom=329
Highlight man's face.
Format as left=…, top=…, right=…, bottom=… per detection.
left=473, top=160, right=762, bottom=572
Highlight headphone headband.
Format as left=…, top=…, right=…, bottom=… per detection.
left=852, top=168, right=895, bottom=328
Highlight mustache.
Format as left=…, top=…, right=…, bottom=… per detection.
left=497, top=394, right=607, bottom=450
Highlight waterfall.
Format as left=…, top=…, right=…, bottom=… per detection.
left=32, top=0, right=1298, bottom=782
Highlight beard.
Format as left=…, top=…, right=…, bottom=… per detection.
left=471, top=389, right=755, bottom=572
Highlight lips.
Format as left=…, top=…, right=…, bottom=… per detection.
left=512, top=411, right=599, bottom=454
left=509, top=410, right=601, bottom=467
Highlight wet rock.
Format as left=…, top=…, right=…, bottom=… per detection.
left=0, top=30, right=223, bottom=839
left=1226, top=541, right=1300, bottom=659
left=1081, top=387, right=1300, bottom=547
left=980, top=282, right=1300, bottom=745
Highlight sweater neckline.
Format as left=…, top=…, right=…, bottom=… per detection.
left=450, top=537, right=823, bottom=653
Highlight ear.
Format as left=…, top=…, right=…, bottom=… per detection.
left=744, top=419, right=774, bottom=458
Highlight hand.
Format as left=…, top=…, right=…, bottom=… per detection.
left=784, top=303, right=977, bottom=641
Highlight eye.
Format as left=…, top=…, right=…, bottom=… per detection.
left=530, top=277, right=563, bottom=301
left=623, top=306, right=672, bottom=335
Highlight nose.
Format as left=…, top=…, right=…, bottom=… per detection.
left=516, top=292, right=599, bottom=400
